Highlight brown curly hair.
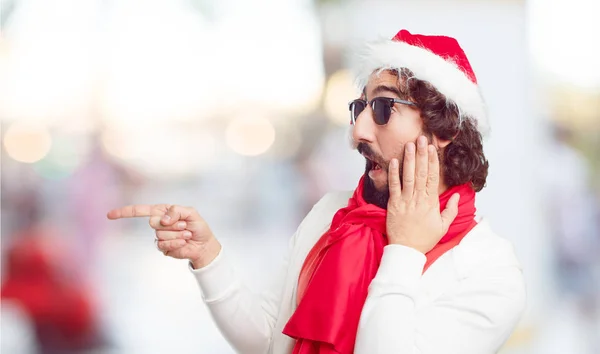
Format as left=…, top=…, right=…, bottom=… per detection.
left=391, top=68, right=489, bottom=192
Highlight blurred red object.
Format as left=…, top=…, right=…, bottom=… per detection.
left=1, top=225, right=101, bottom=351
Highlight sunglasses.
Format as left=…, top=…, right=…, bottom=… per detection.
left=348, top=97, right=416, bottom=125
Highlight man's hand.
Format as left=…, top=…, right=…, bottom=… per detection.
left=386, top=135, right=460, bottom=254
left=107, top=204, right=221, bottom=268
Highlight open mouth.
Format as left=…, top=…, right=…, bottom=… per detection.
left=366, top=158, right=383, bottom=171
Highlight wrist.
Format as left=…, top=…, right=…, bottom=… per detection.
left=387, top=236, right=428, bottom=254
left=190, top=238, right=222, bottom=269
left=387, top=234, right=411, bottom=247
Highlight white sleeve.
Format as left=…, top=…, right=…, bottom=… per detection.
left=355, top=245, right=526, bottom=354
left=189, top=241, right=292, bottom=354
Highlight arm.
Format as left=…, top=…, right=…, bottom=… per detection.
left=190, top=193, right=338, bottom=353
left=107, top=203, right=292, bottom=353
left=355, top=245, right=526, bottom=354
left=190, top=237, right=294, bottom=354
left=107, top=196, right=333, bottom=354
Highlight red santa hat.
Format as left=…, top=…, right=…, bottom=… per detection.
left=354, top=29, right=489, bottom=135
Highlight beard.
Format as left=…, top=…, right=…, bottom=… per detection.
left=362, top=171, right=390, bottom=209
left=357, top=142, right=403, bottom=209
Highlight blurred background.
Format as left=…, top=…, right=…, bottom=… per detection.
left=0, top=0, right=598, bottom=353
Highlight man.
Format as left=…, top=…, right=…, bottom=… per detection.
left=108, top=29, right=526, bottom=353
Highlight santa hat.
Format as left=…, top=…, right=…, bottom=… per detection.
left=354, top=29, right=489, bottom=135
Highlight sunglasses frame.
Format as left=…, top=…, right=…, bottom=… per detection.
left=348, top=97, right=416, bottom=126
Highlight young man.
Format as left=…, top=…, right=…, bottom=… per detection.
left=108, top=29, right=526, bottom=354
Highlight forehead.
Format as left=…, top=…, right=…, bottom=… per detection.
left=367, top=70, right=399, bottom=88
left=363, top=70, right=405, bottom=99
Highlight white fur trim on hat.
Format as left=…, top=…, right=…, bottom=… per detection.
left=354, top=40, right=489, bottom=135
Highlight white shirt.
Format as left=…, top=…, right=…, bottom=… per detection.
left=190, top=192, right=526, bottom=354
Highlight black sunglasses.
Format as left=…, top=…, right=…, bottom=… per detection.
left=348, top=97, right=416, bottom=125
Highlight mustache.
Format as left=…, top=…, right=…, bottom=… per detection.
left=357, top=142, right=385, bottom=167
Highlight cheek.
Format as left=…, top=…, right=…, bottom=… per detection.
left=378, top=126, right=420, bottom=161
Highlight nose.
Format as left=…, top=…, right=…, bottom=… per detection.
left=352, top=104, right=377, bottom=145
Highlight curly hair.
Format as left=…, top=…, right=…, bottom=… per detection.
left=391, top=68, right=489, bottom=192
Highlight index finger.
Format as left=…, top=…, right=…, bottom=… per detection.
left=426, top=145, right=440, bottom=197
left=107, top=205, right=154, bottom=220
left=387, top=158, right=401, bottom=202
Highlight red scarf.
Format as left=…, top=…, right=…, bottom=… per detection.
left=282, top=177, right=477, bottom=354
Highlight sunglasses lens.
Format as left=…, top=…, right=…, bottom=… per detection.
left=350, top=100, right=366, bottom=124
left=372, top=98, right=391, bottom=125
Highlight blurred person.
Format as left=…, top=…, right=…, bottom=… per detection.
left=1, top=225, right=107, bottom=353
left=108, top=30, right=526, bottom=354
left=67, top=135, right=141, bottom=271
left=542, top=123, right=600, bottom=351
left=544, top=124, right=599, bottom=297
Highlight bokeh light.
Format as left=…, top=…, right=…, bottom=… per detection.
left=529, top=0, right=600, bottom=89
left=3, top=122, right=52, bottom=163
left=100, top=128, right=138, bottom=161
left=324, top=69, right=357, bottom=126
left=101, top=1, right=214, bottom=127
left=32, top=133, right=92, bottom=180
left=101, top=125, right=215, bottom=178
left=0, top=0, right=99, bottom=125
left=214, top=4, right=325, bottom=116
left=225, top=114, right=276, bottom=156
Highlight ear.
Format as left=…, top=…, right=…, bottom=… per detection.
left=432, top=135, right=451, bottom=149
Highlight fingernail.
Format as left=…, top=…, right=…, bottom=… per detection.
left=390, top=158, right=398, bottom=168
left=418, top=136, right=426, bottom=147
left=182, top=231, right=192, bottom=239
left=177, top=221, right=186, bottom=229
left=162, top=215, right=171, bottom=222
left=406, top=143, right=415, bottom=153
